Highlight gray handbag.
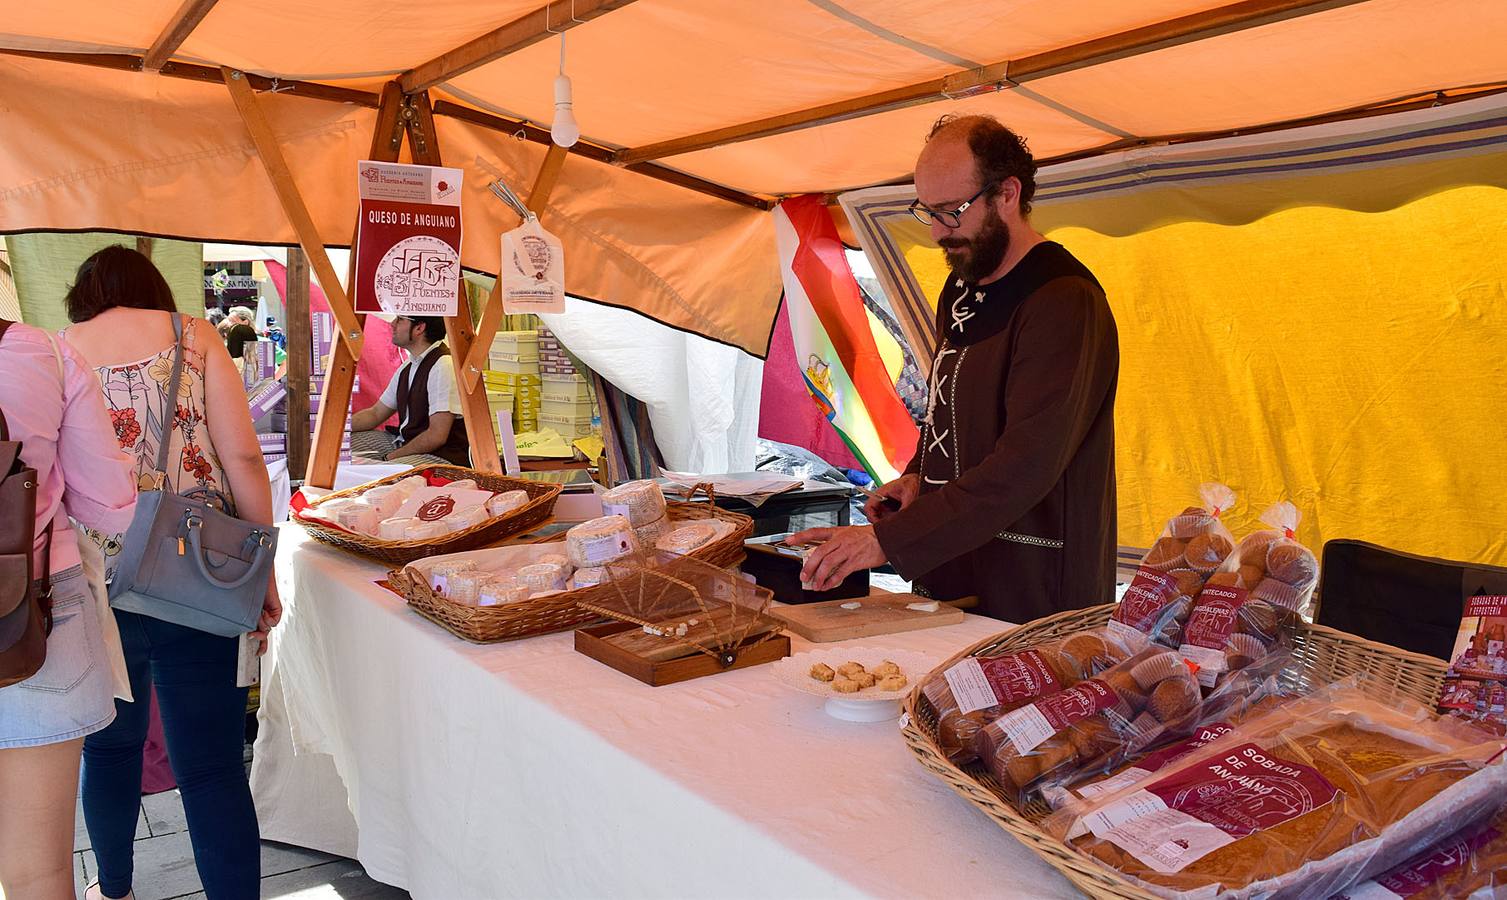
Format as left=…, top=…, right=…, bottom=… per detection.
left=108, top=313, right=277, bottom=637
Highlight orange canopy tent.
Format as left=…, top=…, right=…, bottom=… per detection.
left=2, top=0, right=1504, bottom=493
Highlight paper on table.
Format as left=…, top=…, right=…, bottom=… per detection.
left=659, top=470, right=802, bottom=507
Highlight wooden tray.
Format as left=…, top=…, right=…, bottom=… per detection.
left=575, top=621, right=791, bottom=686
left=769, top=593, right=971, bottom=642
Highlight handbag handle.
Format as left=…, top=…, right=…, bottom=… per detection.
left=186, top=518, right=271, bottom=591
left=152, top=313, right=188, bottom=487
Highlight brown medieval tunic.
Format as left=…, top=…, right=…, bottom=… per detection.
left=873, top=241, right=1119, bottom=624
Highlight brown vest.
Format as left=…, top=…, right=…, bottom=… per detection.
left=395, top=344, right=471, bottom=466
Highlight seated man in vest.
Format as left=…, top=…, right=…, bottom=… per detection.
left=350, top=315, right=471, bottom=466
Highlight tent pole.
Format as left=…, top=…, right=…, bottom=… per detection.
left=284, top=247, right=312, bottom=477
left=402, top=91, right=503, bottom=474
left=400, top=0, right=639, bottom=95
left=144, top=0, right=221, bottom=71
left=302, top=82, right=404, bottom=487
left=135, top=237, right=153, bottom=260
left=460, top=143, right=567, bottom=394
left=221, top=67, right=364, bottom=361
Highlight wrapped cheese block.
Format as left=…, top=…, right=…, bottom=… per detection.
left=600, top=480, right=667, bottom=526
left=331, top=500, right=381, bottom=536
left=446, top=478, right=479, bottom=492
left=635, top=516, right=672, bottom=549
left=1111, top=483, right=1238, bottom=647
left=392, top=475, right=427, bottom=498
left=378, top=517, right=419, bottom=541
left=564, top=515, right=640, bottom=568
left=443, top=505, right=489, bottom=534
left=656, top=521, right=721, bottom=555
left=1046, top=681, right=1507, bottom=899
left=407, top=520, right=448, bottom=540
left=569, top=566, right=606, bottom=589
left=536, top=553, right=572, bottom=573
left=517, top=562, right=568, bottom=593
left=973, top=646, right=1206, bottom=802
left=487, top=490, right=530, bottom=517
left=362, top=484, right=406, bottom=519
left=428, top=560, right=477, bottom=594
left=920, top=625, right=1145, bottom=764
left=446, top=570, right=489, bottom=605
left=477, top=577, right=528, bottom=607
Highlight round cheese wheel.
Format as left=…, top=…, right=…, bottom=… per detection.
left=600, top=480, right=667, bottom=526
left=564, top=515, right=640, bottom=568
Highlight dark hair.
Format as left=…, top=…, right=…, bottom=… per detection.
left=401, top=315, right=447, bottom=342
left=65, top=245, right=177, bottom=323
left=927, top=114, right=1038, bottom=215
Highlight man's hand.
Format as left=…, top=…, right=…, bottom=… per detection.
left=789, top=525, right=888, bottom=592
left=864, top=473, right=919, bottom=522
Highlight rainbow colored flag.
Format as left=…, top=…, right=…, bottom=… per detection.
left=773, top=195, right=918, bottom=482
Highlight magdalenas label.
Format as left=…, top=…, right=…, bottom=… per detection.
left=994, top=679, right=1119, bottom=755
left=1115, top=567, right=1181, bottom=630
left=1088, top=742, right=1337, bottom=873
left=943, top=651, right=1064, bottom=716
left=1337, top=825, right=1501, bottom=898
left=1182, top=586, right=1250, bottom=650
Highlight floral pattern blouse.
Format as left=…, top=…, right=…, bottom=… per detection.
left=95, top=316, right=231, bottom=502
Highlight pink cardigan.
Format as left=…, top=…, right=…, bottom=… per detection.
left=0, top=323, right=137, bottom=574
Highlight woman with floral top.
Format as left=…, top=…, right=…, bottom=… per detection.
left=63, top=246, right=276, bottom=900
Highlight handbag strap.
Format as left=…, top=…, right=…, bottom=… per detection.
left=0, top=320, right=12, bottom=443
left=153, top=313, right=188, bottom=490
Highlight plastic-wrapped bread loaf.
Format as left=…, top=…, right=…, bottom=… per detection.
left=1045, top=682, right=1507, bottom=899
left=564, top=515, right=640, bottom=568
left=919, top=625, right=1146, bottom=765
left=600, top=480, right=667, bottom=526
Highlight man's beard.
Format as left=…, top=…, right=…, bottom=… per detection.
left=939, top=206, right=1010, bottom=283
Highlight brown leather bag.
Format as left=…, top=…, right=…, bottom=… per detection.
left=0, top=319, right=55, bottom=688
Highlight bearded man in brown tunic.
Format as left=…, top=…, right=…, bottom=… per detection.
left=794, top=115, right=1120, bottom=624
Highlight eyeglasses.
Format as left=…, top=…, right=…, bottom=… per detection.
left=908, top=183, right=995, bottom=229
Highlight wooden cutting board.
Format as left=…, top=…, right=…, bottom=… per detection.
left=768, top=593, right=969, bottom=642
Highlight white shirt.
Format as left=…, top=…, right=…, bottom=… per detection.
left=379, top=343, right=464, bottom=438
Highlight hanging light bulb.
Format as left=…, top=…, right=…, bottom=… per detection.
left=550, top=33, right=580, bottom=148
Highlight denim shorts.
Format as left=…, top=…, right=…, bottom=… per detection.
left=0, top=566, right=117, bottom=748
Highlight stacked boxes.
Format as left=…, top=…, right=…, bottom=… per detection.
left=539, top=373, right=596, bottom=438
left=536, top=326, right=579, bottom=377
left=487, top=330, right=541, bottom=433
left=246, top=319, right=356, bottom=465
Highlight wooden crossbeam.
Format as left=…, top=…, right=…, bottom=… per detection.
left=460, top=143, right=568, bottom=394
left=144, top=0, right=221, bottom=70
left=429, top=100, right=773, bottom=210
left=399, top=0, right=639, bottom=95
left=306, top=81, right=406, bottom=488
left=222, top=67, right=365, bottom=361
left=404, top=92, right=503, bottom=473
left=612, top=0, right=1370, bottom=165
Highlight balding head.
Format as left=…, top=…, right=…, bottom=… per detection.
left=923, top=115, right=1037, bottom=215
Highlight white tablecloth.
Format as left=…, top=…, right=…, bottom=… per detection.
left=251, top=526, right=1084, bottom=899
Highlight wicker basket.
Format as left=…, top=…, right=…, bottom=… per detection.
left=296, top=465, right=562, bottom=566
left=387, top=500, right=755, bottom=643
left=899, top=603, right=1450, bottom=900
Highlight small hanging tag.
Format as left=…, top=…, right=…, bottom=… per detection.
left=500, top=217, right=566, bottom=314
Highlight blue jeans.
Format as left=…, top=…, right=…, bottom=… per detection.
left=81, top=610, right=259, bottom=900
